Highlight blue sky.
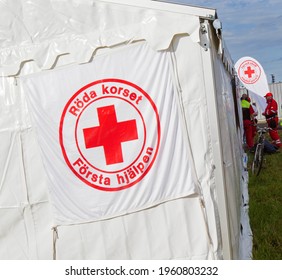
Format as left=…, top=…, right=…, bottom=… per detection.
left=163, top=0, right=282, bottom=83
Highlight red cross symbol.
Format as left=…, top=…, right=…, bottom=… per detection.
left=244, top=66, right=255, bottom=78
left=83, top=105, right=138, bottom=165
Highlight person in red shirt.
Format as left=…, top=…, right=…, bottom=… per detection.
left=262, top=92, right=281, bottom=148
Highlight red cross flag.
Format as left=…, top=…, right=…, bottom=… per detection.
left=21, top=43, right=199, bottom=225
left=235, top=56, right=268, bottom=110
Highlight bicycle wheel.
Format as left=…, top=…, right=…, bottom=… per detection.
left=252, top=143, right=264, bottom=176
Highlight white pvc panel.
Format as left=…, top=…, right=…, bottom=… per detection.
left=56, top=197, right=212, bottom=260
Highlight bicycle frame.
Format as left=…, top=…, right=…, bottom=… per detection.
left=251, top=127, right=271, bottom=176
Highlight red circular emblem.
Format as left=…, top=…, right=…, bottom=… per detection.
left=59, top=79, right=160, bottom=191
left=238, top=59, right=261, bottom=84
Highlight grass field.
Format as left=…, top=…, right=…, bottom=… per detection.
left=248, top=130, right=282, bottom=260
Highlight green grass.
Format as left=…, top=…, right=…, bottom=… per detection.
left=248, top=130, right=282, bottom=259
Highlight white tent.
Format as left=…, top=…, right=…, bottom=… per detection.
left=0, top=0, right=252, bottom=260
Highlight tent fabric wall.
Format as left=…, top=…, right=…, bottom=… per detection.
left=56, top=196, right=212, bottom=260
left=269, top=82, right=282, bottom=119
left=211, top=41, right=250, bottom=259
left=0, top=41, right=216, bottom=260
left=170, top=35, right=223, bottom=257
left=209, top=29, right=252, bottom=258
left=0, top=0, right=250, bottom=260
left=0, top=68, right=214, bottom=260
left=0, top=0, right=203, bottom=76
left=0, top=83, right=54, bottom=259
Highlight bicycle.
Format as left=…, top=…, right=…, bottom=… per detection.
left=251, top=127, right=271, bottom=176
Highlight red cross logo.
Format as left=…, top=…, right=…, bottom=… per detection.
left=60, top=78, right=160, bottom=191
left=83, top=105, right=138, bottom=165
left=244, top=66, right=255, bottom=78
left=238, top=60, right=261, bottom=84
